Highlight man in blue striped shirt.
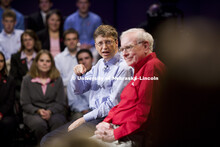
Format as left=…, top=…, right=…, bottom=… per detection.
left=40, top=25, right=133, bottom=146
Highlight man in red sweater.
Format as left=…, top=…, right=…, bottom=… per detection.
left=94, top=28, right=165, bottom=146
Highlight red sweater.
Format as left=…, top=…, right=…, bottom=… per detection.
left=103, top=52, right=165, bottom=140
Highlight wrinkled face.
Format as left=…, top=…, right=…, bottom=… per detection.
left=95, top=35, right=118, bottom=61
left=77, top=0, right=90, bottom=14
left=77, top=52, right=93, bottom=71
left=47, top=14, right=60, bottom=32
left=120, top=32, right=148, bottom=67
left=2, top=17, right=16, bottom=34
left=39, top=0, right=52, bottom=12
left=23, top=34, right=35, bottom=51
left=37, top=53, right=52, bottom=74
left=0, top=54, right=4, bottom=71
left=64, top=33, right=78, bottom=52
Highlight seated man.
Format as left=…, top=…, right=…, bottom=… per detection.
left=94, top=28, right=166, bottom=146
left=40, top=25, right=133, bottom=146
left=67, top=49, right=93, bottom=120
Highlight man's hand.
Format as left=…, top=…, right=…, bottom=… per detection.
left=68, top=117, right=85, bottom=132
left=95, top=122, right=116, bottom=142
left=74, top=64, right=87, bottom=76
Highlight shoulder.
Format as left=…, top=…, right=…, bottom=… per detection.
left=89, top=12, right=101, bottom=20
left=11, top=52, right=21, bottom=59
left=22, top=75, right=32, bottom=82
left=66, top=12, right=77, bottom=21
left=37, top=29, right=48, bottom=37
left=14, top=29, right=24, bottom=35
left=29, top=11, right=40, bottom=18
left=12, top=8, right=24, bottom=18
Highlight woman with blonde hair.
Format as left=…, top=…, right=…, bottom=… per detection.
left=20, top=50, right=67, bottom=143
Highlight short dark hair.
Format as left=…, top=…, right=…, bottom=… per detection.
left=76, top=49, right=93, bottom=63
left=2, top=9, right=16, bottom=21
left=93, top=25, right=118, bottom=41
left=0, top=51, right=8, bottom=76
left=63, top=28, right=79, bottom=40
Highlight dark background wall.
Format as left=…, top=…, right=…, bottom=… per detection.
left=12, top=0, right=220, bottom=33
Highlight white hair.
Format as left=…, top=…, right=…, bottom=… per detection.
left=120, top=28, right=154, bottom=51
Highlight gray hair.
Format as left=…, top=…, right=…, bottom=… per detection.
left=120, top=28, right=154, bottom=51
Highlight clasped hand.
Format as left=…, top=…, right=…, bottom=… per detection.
left=95, top=122, right=116, bottom=142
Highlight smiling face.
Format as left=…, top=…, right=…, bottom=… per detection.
left=47, top=13, right=61, bottom=32
left=121, top=32, right=149, bottom=67
left=37, top=53, right=52, bottom=74
left=95, top=35, right=118, bottom=61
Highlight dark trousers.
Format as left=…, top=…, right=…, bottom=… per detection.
left=0, top=116, right=17, bottom=146
left=40, top=118, right=104, bottom=147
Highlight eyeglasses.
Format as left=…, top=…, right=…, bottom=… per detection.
left=119, top=41, right=144, bottom=53
left=95, top=40, right=115, bottom=48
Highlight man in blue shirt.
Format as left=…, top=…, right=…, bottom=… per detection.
left=40, top=25, right=133, bottom=147
left=64, top=0, right=102, bottom=50
left=67, top=49, right=94, bottom=120
left=0, top=9, right=23, bottom=61
left=0, top=0, right=24, bottom=32
left=54, top=29, right=79, bottom=88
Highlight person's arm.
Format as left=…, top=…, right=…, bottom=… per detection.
left=20, top=76, right=41, bottom=114
left=83, top=66, right=133, bottom=122
left=67, top=82, right=89, bottom=112
left=47, top=77, right=67, bottom=114
left=114, top=77, right=154, bottom=140
left=70, top=64, right=94, bottom=95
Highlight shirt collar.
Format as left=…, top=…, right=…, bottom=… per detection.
left=63, top=47, right=78, bottom=57
left=103, top=52, right=120, bottom=67
left=133, top=52, right=156, bottom=74
left=20, top=51, right=37, bottom=60
left=76, top=10, right=90, bottom=18
left=2, top=29, right=15, bottom=36
left=31, top=77, right=51, bottom=85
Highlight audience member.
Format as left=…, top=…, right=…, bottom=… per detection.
left=40, top=25, right=133, bottom=146
left=9, top=30, right=41, bottom=111
left=37, top=9, right=64, bottom=57
left=20, top=50, right=67, bottom=143
left=64, top=0, right=102, bottom=50
left=67, top=49, right=93, bottom=120
left=0, top=9, right=23, bottom=61
left=93, top=28, right=165, bottom=146
left=0, top=51, right=17, bottom=146
left=54, top=28, right=79, bottom=88
left=27, top=0, right=53, bottom=32
left=0, top=0, right=24, bottom=31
